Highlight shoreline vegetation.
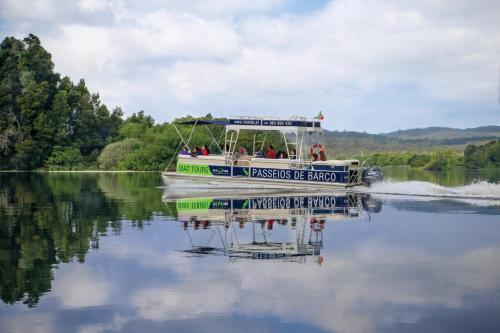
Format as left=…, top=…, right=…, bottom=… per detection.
left=356, top=143, right=500, bottom=170
left=2, top=34, right=499, bottom=173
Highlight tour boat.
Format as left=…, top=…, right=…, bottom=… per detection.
left=162, top=116, right=382, bottom=189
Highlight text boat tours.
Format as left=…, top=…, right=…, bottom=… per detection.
left=162, top=116, right=382, bottom=189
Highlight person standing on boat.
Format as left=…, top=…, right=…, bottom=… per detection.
left=266, top=145, right=277, bottom=159
left=319, top=150, right=327, bottom=161
left=310, top=144, right=327, bottom=161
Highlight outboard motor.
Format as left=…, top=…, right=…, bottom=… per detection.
left=361, top=166, right=383, bottom=186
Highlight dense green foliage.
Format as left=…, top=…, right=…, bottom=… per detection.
left=356, top=141, right=499, bottom=170
left=97, top=138, right=141, bottom=170
left=0, top=34, right=122, bottom=170
left=113, top=113, right=223, bottom=171
left=464, top=140, right=500, bottom=169
left=358, top=150, right=464, bottom=170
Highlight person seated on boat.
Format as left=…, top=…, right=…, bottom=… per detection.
left=234, top=146, right=248, bottom=160
left=279, top=151, right=288, bottom=159
left=255, top=150, right=264, bottom=158
left=312, top=153, right=319, bottom=162
left=290, top=148, right=297, bottom=159
left=201, top=144, right=210, bottom=156
left=179, top=146, right=191, bottom=156
left=266, top=145, right=277, bottom=159
left=191, top=146, right=202, bottom=157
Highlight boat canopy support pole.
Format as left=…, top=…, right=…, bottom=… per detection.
left=283, top=132, right=290, bottom=157
left=185, top=122, right=197, bottom=148
left=164, top=140, right=183, bottom=172
left=204, top=124, right=223, bottom=153
left=260, top=133, right=267, bottom=151
left=224, top=128, right=240, bottom=171
left=297, top=129, right=305, bottom=162
left=252, top=133, right=256, bottom=156
left=172, top=123, right=191, bottom=150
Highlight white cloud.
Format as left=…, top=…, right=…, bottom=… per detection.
left=52, top=264, right=113, bottom=308
left=46, top=25, right=120, bottom=76
left=132, top=281, right=240, bottom=321
left=125, top=0, right=287, bottom=18
left=1, top=313, right=55, bottom=333
left=0, top=0, right=61, bottom=21
left=77, top=0, right=108, bottom=13
left=77, top=314, right=128, bottom=333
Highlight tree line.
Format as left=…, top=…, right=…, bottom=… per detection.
left=0, top=34, right=124, bottom=170
left=464, top=140, right=500, bottom=169
left=358, top=140, right=499, bottom=170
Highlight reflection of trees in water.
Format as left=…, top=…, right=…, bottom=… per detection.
left=0, top=173, right=165, bottom=307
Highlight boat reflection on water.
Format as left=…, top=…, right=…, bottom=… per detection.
left=163, top=191, right=382, bottom=263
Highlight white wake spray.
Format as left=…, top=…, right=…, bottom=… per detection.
left=356, top=180, right=500, bottom=200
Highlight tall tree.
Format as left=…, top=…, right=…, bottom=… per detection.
left=0, top=35, right=123, bottom=170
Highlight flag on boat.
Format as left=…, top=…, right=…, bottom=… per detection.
left=315, top=111, right=324, bottom=120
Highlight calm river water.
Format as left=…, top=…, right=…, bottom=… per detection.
left=1, top=172, right=499, bottom=333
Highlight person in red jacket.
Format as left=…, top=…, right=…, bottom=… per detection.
left=201, top=144, right=210, bottom=156
left=266, top=145, right=276, bottom=159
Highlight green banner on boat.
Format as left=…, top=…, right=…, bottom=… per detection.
left=176, top=198, right=213, bottom=212
left=176, top=163, right=212, bottom=176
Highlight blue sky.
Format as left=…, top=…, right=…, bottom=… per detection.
left=1, top=0, right=499, bottom=133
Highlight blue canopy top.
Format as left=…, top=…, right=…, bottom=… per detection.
left=174, top=120, right=229, bottom=126
left=228, top=119, right=320, bottom=128
left=175, top=118, right=321, bottom=129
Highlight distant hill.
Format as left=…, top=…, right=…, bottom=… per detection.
left=323, top=126, right=500, bottom=156
left=383, top=126, right=500, bottom=140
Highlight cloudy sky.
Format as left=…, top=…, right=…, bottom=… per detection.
left=1, top=0, right=499, bottom=132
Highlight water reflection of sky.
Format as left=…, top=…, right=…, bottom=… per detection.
left=1, top=199, right=500, bottom=333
